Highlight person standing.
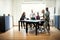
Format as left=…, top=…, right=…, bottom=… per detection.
left=43, top=7, right=50, bottom=33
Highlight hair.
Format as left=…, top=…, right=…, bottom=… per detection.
left=46, top=7, right=48, bottom=11
left=22, top=12, right=25, bottom=16
left=37, top=12, right=39, bottom=14
left=31, top=9, right=33, bottom=13
left=42, top=9, right=45, bottom=13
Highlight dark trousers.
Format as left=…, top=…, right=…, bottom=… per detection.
left=47, top=23, right=50, bottom=32
left=44, top=21, right=50, bottom=33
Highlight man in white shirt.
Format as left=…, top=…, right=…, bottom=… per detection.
left=30, top=10, right=35, bottom=20
left=30, top=10, right=36, bottom=30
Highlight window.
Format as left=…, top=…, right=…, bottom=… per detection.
left=21, top=2, right=46, bottom=19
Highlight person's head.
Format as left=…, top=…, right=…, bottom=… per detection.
left=42, top=9, right=45, bottom=14
left=46, top=7, right=48, bottom=11
left=37, top=12, right=39, bottom=16
left=31, top=10, right=33, bottom=13
left=23, top=12, right=25, bottom=15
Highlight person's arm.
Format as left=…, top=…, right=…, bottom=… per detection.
left=40, top=16, right=43, bottom=17
left=43, top=14, right=46, bottom=20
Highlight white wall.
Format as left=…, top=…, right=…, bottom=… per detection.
left=12, top=0, right=22, bottom=25
left=45, top=0, right=56, bottom=7
left=55, top=0, right=60, bottom=15
left=21, top=3, right=46, bottom=19
left=0, top=0, right=12, bottom=16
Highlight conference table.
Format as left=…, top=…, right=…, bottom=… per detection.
left=18, top=19, right=44, bottom=35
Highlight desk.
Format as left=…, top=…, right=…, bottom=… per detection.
left=18, top=20, right=44, bottom=35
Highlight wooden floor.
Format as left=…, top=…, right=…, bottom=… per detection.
left=0, top=26, right=60, bottom=40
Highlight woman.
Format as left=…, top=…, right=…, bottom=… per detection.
left=20, top=12, right=26, bottom=20
left=36, top=12, right=40, bottom=20
left=20, top=12, right=26, bottom=28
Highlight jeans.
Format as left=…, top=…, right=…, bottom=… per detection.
left=43, top=21, right=50, bottom=33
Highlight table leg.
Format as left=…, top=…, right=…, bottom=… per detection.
left=26, top=22, right=28, bottom=33
left=21, top=21, right=22, bottom=27
left=19, top=21, right=20, bottom=31
left=35, top=23, right=38, bottom=35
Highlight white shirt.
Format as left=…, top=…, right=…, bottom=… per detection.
left=30, top=13, right=35, bottom=18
